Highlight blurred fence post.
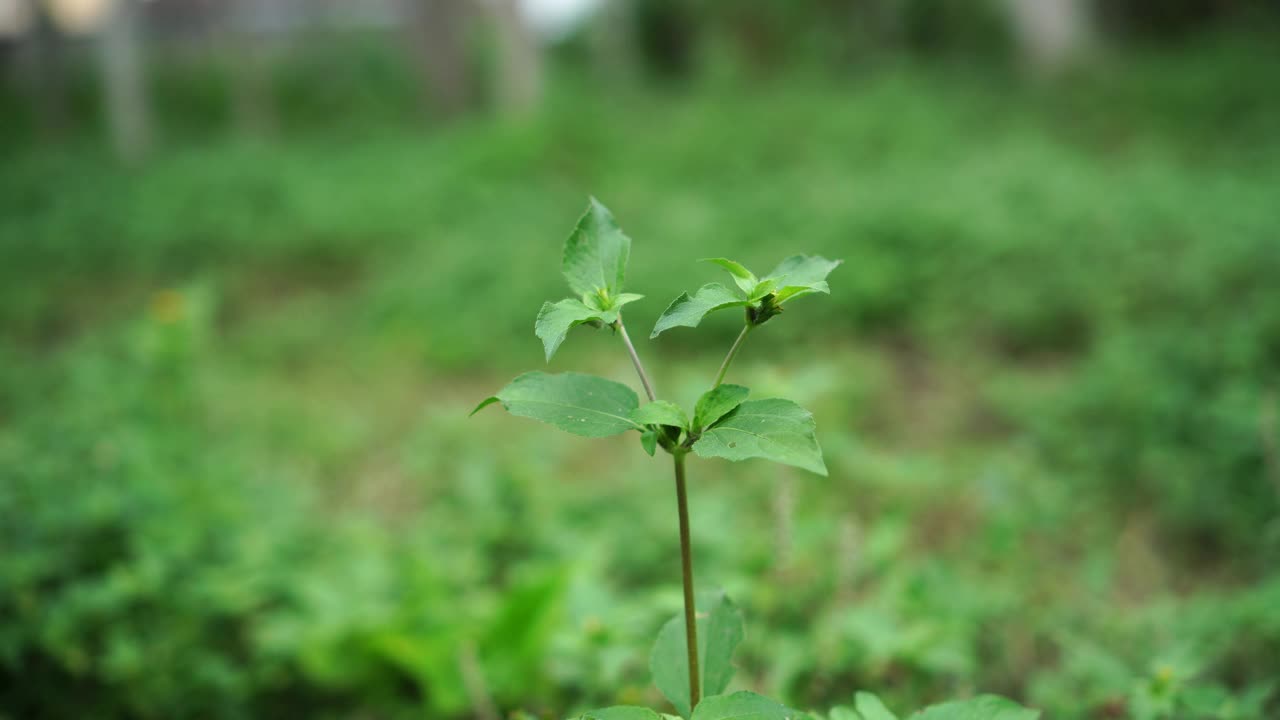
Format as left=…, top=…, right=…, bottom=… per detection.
left=18, top=0, right=69, bottom=137
left=399, top=0, right=474, bottom=119
left=1003, top=0, right=1095, bottom=75
left=225, top=0, right=278, bottom=138
left=98, top=0, right=152, bottom=163
left=591, top=0, right=638, bottom=83
left=489, top=0, right=543, bottom=117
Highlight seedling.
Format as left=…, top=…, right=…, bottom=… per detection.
left=474, top=199, right=1039, bottom=720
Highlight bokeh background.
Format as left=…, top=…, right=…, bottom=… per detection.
left=3, top=1, right=1280, bottom=718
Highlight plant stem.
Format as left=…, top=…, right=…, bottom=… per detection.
left=674, top=320, right=753, bottom=711
left=616, top=316, right=656, bottom=402
left=673, top=451, right=700, bottom=710
left=713, top=324, right=752, bottom=388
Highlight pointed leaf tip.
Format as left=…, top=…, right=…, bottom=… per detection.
left=701, top=257, right=759, bottom=295
left=564, top=197, right=632, bottom=299
left=470, top=396, right=501, bottom=417
left=480, top=371, right=643, bottom=437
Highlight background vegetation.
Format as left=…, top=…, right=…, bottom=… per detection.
left=2, top=1, right=1279, bottom=717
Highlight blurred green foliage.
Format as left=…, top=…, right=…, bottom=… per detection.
left=3, top=28, right=1280, bottom=720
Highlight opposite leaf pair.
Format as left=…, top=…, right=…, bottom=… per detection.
left=631, top=382, right=748, bottom=455
left=474, top=373, right=827, bottom=476
left=534, top=197, right=842, bottom=360
left=485, top=197, right=834, bottom=474
left=651, top=255, right=842, bottom=338
left=535, top=198, right=645, bottom=360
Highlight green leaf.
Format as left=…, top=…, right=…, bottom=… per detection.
left=702, top=258, right=758, bottom=295
left=583, top=707, right=663, bottom=720
left=589, top=292, right=645, bottom=311
left=640, top=429, right=658, bottom=456
left=909, top=696, right=1040, bottom=720
left=690, top=692, right=794, bottom=720
left=764, top=255, right=842, bottom=304
left=535, top=299, right=615, bottom=361
left=651, top=284, right=751, bottom=338
left=854, top=693, right=899, bottom=720
left=472, top=372, right=643, bottom=437
left=748, top=279, right=777, bottom=301
left=692, top=399, right=827, bottom=476
left=633, top=400, right=689, bottom=429
left=564, top=197, right=632, bottom=299
left=693, top=384, right=749, bottom=430
left=651, top=593, right=745, bottom=718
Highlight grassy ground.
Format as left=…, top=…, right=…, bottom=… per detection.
left=2, top=36, right=1279, bottom=718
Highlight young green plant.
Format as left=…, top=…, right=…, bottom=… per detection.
left=473, top=198, right=837, bottom=715
left=474, top=199, right=1040, bottom=720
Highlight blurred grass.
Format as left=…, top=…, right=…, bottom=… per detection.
left=2, top=34, right=1280, bottom=719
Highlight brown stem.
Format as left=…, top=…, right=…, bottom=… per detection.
left=673, top=451, right=700, bottom=710
left=617, top=316, right=656, bottom=402
left=714, top=324, right=752, bottom=388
